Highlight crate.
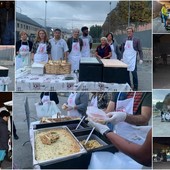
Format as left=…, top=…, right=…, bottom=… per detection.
left=0, top=150, right=6, bottom=161
left=45, top=60, right=71, bottom=75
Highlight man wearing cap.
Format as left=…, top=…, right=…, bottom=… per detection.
left=121, top=27, right=143, bottom=91
left=80, top=26, right=93, bottom=58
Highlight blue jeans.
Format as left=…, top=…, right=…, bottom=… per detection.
left=164, top=15, right=168, bottom=27
left=128, top=63, right=138, bottom=90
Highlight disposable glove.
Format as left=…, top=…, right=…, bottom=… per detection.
left=88, top=119, right=109, bottom=135
left=106, top=111, right=127, bottom=124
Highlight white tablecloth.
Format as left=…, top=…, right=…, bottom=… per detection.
left=16, top=67, right=132, bottom=91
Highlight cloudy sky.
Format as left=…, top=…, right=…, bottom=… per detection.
left=153, top=90, right=170, bottom=104
left=16, top=0, right=118, bottom=29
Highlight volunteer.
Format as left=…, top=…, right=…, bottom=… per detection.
left=67, top=28, right=83, bottom=71
left=80, top=26, right=93, bottom=58
left=106, top=32, right=121, bottom=60
left=121, top=27, right=143, bottom=91
left=62, top=92, right=88, bottom=118
left=95, top=37, right=112, bottom=59
left=89, top=119, right=152, bottom=167
left=104, top=92, right=151, bottom=137
left=16, top=30, right=33, bottom=68
left=40, top=92, right=59, bottom=105
left=49, top=28, right=68, bottom=60
left=31, top=29, right=51, bottom=63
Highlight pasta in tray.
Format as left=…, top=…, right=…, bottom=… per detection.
left=35, top=129, right=81, bottom=161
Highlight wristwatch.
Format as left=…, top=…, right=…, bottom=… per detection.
left=103, top=129, right=112, bottom=138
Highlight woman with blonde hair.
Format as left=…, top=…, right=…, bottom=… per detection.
left=31, top=29, right=51, bottom=63
left=95, top=37, right=112, bottom=59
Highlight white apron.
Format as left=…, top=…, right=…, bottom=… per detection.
left=34, top=43, right=48, bottom=63
left=19, top=44, right=30, bottom=67
left=90, top=96, right=98, bottom=107
left=115, top=92, right=136, bottom=138
left=67, top=93, right=81, bottom=117
left=41, top=94, right=50, bottom=104
left=110, top=44, right=117, bottom=59
left=81, top=38, right=90, bottom=58
left=68, top=41, right=81, bottom=71
left=123, top=40, right=137, bottom=71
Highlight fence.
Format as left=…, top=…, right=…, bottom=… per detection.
left=0, top=46, right=14, bottom=61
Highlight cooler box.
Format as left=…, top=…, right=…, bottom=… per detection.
left=31, top=63, right=45, bottom=75
left=0, top=66, right=9, bottom=77
left=79, top=57, right=103, bottom=82
left=101, top=59, right=130, bottom=84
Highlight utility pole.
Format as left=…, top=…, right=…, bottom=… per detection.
left=45, top=0, right=47, bottom=28
left=109, top=1, right=111, bottom=32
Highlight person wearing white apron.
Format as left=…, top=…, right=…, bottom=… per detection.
left=80, top=26, right=93, bottom=58
left=122, top=27, right=143, bottom=91
left=67, top=28, right=83, bottom=71
left=31, top=29, right=51, bottom=63
left=106, top=32, right=121, bottom=60
left=67, top=92, right=82, bottom=117
left=16, top=30, right=33, bottom=69
left=49, top=28, right=68, bottom=60
left=41, top=93, right=50, bottom=104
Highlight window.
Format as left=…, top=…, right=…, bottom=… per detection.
left=17, top=23, right=19, bottom=28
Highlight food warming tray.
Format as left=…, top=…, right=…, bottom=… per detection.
left=32, top=125, right=87, bottom=166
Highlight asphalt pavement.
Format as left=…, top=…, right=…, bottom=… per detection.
left=153, top=17, right=170, bottom=33
left=153, top=116, right=170, bottom=137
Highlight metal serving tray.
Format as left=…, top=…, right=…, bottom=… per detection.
left=77, top=134, right=108, bottom=149
left=32, top=125, right=87, bottom=166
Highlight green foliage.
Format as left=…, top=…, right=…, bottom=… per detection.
left=155, top=101, right=163, bottom=111
left=89, top=25, right=102, bottom=39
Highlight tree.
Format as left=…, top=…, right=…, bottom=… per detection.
left=89, top=25, right=102, bottom=42
left=155, top=101, right=163, bottom=111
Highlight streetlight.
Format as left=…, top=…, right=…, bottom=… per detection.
left=45, top=0, right=47, bottom=28
left=128, top=0, right=130, bottom=26
left=109, top=1, right=111, bottom=32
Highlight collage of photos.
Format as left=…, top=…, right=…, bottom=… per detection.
left=0, top=0, right=169, bottom=170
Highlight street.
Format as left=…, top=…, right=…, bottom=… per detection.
left=153, top=16, right=170, bottom=33
left=153, top=161, right=170, bottom=169
left=153, top=116, right=170, bottom=137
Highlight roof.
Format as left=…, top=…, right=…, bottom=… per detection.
left=16, top=12, right=43, bottom=28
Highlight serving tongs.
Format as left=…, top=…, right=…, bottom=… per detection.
left=84, top=127, right=95, bottom=145
left=75, top=116, right=85, bottom=130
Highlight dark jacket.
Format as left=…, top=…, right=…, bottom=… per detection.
left=67, top=37, right=83, bottom=53
left=40, top=92, right=59, bottom=105
left=74, top=92, right=89, bottom=116
left=0, top=117, right=9, bottom=150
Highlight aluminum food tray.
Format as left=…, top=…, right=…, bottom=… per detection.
left=32, top=125, right=87, bottom=166
left=77, top=134, right=108, bottom=148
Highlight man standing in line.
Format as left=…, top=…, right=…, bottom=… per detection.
left=80, top=26, right=93, bottom=58
left=49, top=28, right=68, bottom=60
left=121, top=27, right=143, bottom=91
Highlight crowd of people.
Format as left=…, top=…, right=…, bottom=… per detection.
left=16, top=25, right=143, bottom=90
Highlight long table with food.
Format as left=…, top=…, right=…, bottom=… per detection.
left=15, top=58, right=131, bottom=91
left=29, top=115, right=150, bottom=169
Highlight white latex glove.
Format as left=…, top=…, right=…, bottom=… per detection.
left=106, top=112, right=127, bottom=124
left=88, top=119, right=109, bottom=135
left=139, top=60, right=143, bottom=64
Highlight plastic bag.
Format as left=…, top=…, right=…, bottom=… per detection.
left=86, top=106, right=108, bottom=123
left=88, top=151, right=143, bottom=169
left=35, top=101, right=60, bottom=118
